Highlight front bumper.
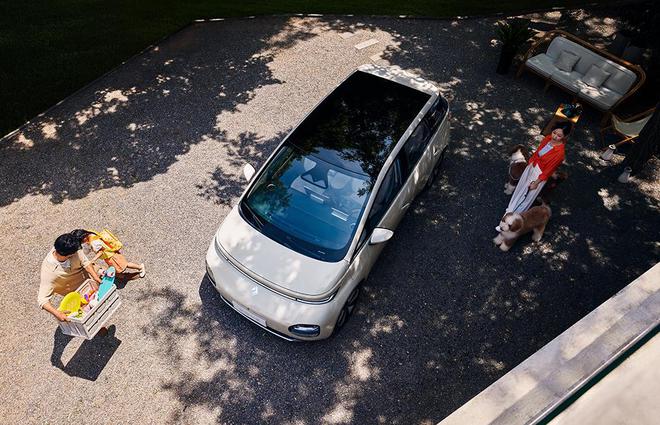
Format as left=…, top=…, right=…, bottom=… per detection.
left=205, top=238, right=337, bottom=340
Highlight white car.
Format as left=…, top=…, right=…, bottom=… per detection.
left=206, top=64, right=450, bottom=340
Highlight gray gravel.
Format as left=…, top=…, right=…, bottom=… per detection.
left=1, top=12, right=658, bottom=425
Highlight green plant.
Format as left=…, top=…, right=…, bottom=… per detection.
left=495, top=19, right=534, bottom=52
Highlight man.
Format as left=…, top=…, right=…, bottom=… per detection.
left=38, top=233, right=102, bottom=321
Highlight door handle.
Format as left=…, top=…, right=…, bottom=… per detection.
left=401, top=203, right=411, bottom=210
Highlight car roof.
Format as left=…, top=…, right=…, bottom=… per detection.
left=285, top=69, right=433, bottom=180
left=358, top=64, right=440, bottom=96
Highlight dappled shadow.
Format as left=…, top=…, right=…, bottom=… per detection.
left=137, top=11, right=658, bottom=425
left=142, top=279, right=374, bottom=424
left=196, top=130, right=288, bottom=205
left=4, top=9, right=658, bottom=425
left=0, top=18, right=330, bottom=207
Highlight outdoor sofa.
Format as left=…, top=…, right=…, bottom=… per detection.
left=517, top=30, right=646, bottom=123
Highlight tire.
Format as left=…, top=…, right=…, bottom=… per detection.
left=332, top=285, right=361, bottom=335
left=424, top=147, right=447, bottom=191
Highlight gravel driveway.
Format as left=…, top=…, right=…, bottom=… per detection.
left=0, top=13, right=658, bottom=425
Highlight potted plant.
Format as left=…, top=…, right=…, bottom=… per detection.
left=495, top=19, right=534, bottom=74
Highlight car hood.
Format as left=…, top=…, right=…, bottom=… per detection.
left=216, top=206, right=349, bottom=300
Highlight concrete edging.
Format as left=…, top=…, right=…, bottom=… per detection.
left=438, top=262, right=660, bottom=425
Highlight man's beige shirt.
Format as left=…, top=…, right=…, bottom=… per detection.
left=38, top=249, right=90, bottom=308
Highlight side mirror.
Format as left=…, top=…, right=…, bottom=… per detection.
left=243, top=164, right=256, bottom=182
left=369, top=228, right=394, bottom=245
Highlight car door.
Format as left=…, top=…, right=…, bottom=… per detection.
left=402, top=118, right=433, bottom=198
left=348, top=153, right=412, bottom=281
left=421, top=97, right=450, bottom=183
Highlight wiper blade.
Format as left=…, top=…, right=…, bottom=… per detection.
left=244, top=203, right=265, bottom=229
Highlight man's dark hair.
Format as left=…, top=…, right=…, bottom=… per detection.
left=54, top=233, right=80, bottom=256
left=70, top=229, right=93, bottom=245
left=553, top=122, right=573, bottom=136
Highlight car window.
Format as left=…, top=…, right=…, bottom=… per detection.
left=241, top=145, right=371, bottom=262
left=424, top=97, right=448, bottom=133
left=357, top=155, right=405, bottom=248
left=402, top=120, right=431, bottom=170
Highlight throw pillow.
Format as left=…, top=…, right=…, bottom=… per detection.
left=555, top=51, right=580, bottom=72
left=582, top=65, right=611, bottom=88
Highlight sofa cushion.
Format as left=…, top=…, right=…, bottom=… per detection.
left=526, top=53, right=556, bottom=77
left=550, top=69, right=583, bottom=93
left=572, top=50, right=601, bottom=75
left=531, top=34, right=640, bottom=105
left=555, top=50, right=580, bottom=72
left=581, top=65, right=611, bottom=88
left=547, top=37, right=592, bottom=61
left=577, top=84, right=622, bottom=109
left=599, top=62, right=637, bottom=94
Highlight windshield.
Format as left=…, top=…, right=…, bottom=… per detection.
left=241, top=144, right=370, bottom=262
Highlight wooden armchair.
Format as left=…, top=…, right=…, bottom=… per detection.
left=600, top=107, right=656, bottom=147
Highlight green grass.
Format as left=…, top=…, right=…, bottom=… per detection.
left=0, top=1, right=616, bottom=136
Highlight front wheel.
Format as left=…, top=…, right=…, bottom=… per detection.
left=332, top=285, right=361, bottom=335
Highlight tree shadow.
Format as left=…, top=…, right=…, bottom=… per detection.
left=0, top=18, right=328, bottom=207
left=5, top=9, right=657, bottom=425
left=196, top=130, right=288, bottom=206
left=170, top=12, right=658, bottom=424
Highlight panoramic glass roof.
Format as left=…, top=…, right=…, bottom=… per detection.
left=286, top=71, right=431, bottom=180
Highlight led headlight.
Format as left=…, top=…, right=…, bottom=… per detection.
left=288, top=324, right=320, bottom=337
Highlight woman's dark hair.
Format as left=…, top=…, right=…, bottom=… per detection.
left=552, top=122, right=573, bottom=136
left=70, top=229, right=94, bottom=245
left=54, top=233, right=80, bottom=256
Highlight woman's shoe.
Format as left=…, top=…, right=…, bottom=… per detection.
left=139, top=264, right=146, bottom=278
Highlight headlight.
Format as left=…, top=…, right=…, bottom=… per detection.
left=288, top=324, right=320, bottom=337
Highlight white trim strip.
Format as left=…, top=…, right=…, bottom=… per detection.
left=354, top=38, right=380, bottom=50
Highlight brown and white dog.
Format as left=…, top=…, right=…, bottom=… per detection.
left=493, top=204, right=552, bottom=252
left=504, top=144, right=530, bottom=195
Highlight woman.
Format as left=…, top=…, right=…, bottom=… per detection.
left=505, top=122, right=571, bottom=214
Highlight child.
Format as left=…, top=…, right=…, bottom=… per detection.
left=71, top=229, right=146, bottom=278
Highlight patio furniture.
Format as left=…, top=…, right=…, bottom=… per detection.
left=543, top=103, right=581, bottom=137
left=600, top=107, right=656, bottom=147
left=517, top=30, right=646, bottom=124
left=622, top=45, right=644, bottom=64
left=607, top=34, right=630, bottom=56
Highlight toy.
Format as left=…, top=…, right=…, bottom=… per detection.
left=561, top=103, right=582, bottom=118
left=58, top=292, right=83, bottom=313
left=96, top=266, right=116, bottom=301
